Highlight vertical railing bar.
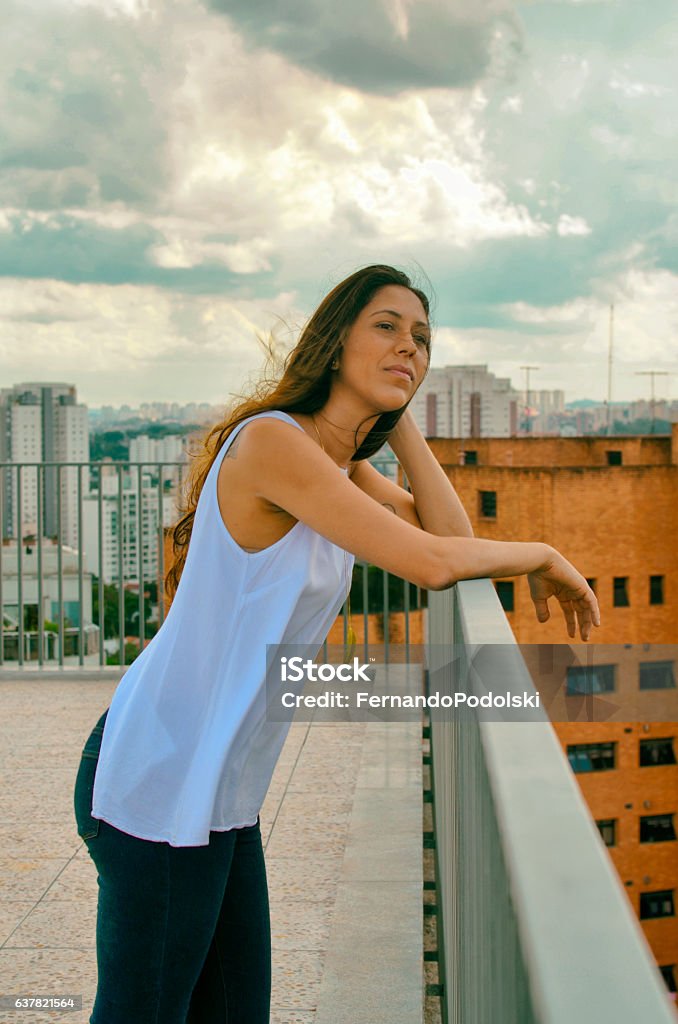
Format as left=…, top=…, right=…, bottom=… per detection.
left=37, top=465, right=44, bottom=665
left=404, top=574, right=410, bottom=663
left=117, top=463, right=124, bottom=668
left=382, top=567, right=389, bottom=665
left=77, top=463, right=84, bottom=666
left=57, top=463, right=64, bottom=667
left=343, top=590, right=348, bottom=653
left=17, top=466, right=24, bottom=666
left=137, top=462, right=145, bottom=656
left=362, top=560, right=369, bottom=662
left=0, top=465, right=4, bottom=666
left=158, top=464, right=165, bottom=628
left=98, top=462, right=105, bottom=666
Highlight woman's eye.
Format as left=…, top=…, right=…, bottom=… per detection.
left=377, top=322, right=429, bottom=347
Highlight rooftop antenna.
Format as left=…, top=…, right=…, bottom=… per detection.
left=520, top=365, right=539, bottom=435
left=634, top=370, right=670, bottom=435
left=606, top=304, right=614, bottom=436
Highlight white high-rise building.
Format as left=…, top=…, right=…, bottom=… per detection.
left=0, top=383, right=89, bottom=548
left=127, top=434, right=186, bottom=529
left=82, top=465, right=162, bottom=585
left=129, top=433, right=185, bottom=465
left=411, top=365, right=520, bottom=438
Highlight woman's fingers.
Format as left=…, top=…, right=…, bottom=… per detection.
left=573, top=594, right=597, bottom=641
left=560, top=598, right=576, bottom=638
left=531, top=579, right=601, bottom=641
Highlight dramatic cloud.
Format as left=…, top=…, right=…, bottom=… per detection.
left=0, top=0, right=676, bottom=403
left=209, top=0, right=522, bottom=94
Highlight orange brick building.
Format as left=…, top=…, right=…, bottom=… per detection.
left=426, top=423, right=678, bottom=995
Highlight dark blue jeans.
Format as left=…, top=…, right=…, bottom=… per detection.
left=73, top=709, right=271, bottom=1024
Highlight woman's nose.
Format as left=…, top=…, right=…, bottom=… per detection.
left=396, top=332, right=417, bottom=353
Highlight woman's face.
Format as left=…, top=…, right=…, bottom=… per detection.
left=333, top=285, right=430, bottom=412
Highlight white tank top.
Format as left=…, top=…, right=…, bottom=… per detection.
left=91, top=410, right=354, bottom=846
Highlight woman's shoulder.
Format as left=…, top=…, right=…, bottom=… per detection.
left=240, top=409, right=306, bottom=432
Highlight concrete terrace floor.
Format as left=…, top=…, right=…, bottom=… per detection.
left=0, top=670, right=424, bottom=1024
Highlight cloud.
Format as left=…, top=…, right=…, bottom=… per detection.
left=208, top=0, right=522, bottom=94
left=0, top=5, right=548, bottom=288
left=556, top=214, right=592, bottom=236
left=0, top=0, right=676, bottom=406
left=0, top=1, right=173, bottom=212
left=428, top=265, right=678, bottom=401
left=0, top=276, right=299, bottom=405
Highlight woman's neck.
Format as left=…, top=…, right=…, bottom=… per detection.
left=293, top=401, right=379, bottom=468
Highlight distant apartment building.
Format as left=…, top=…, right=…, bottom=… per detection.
left=518, top=388, right=566, bottom=433
left=0, top=382, right=89, bottom=549
left=411, top=364, right=521, bottom=438
left=92, top=401, right=221, bottom=428
left=423, top=423, right=678, bottom=983
left=82, top=465, right=163, bottom=586
left=128, top=433, right=185, bottom=464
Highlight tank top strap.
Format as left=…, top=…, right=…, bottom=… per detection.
left=217, top=410, right=305, bottom=465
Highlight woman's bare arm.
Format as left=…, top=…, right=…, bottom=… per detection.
left=387, top=408, right=474, bottom=537
left=232, top=418, right=600, bottom=639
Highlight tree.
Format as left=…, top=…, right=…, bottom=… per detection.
left=91, top=576, right=157, bottom=638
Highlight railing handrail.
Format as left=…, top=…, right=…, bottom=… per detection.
left=1, top=456, right=397, bottom=468
left=429, top=578, right=675, bottom=1023
left=0, top=456, right=410, bottom=669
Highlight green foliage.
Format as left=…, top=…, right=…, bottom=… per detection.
left=89, top=431, right=129, bottom=462
left=89, top=422, right=199, bottom=462
left=594, top=418, right=671, bottom=436
left=22, top=607, right=61, bottom=632
left=106, top=641, right=141, bottom=666
left=91, top=576, right=157, bottom=639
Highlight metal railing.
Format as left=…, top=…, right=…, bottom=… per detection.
left=0, top=458, right=420, bottom=669
left=427, top=579, right=676, bottom=1023
left=0, top=459, right=189, bottom=667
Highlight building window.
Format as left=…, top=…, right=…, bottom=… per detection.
left=649, top=575, right=664, bottom=605
left=640, top=737, right=676, bottom=766
left=479, top=490, right=497, bottom=518
left=494, top=581, right=514, bottom=612
left=463, top=450, right=478, bottom=465
left=567, top=742, right=616, bottom=773
left=585, top=578, right=596, bottom=593
left=596, top=819, right=616, bottom=847
left=639, top=889, right=675, bottom=920
left=613, top=577, right=629, bottom=607
left=606, top=450, right=623, bottom=466
left=639, top=661, right=676, bottom=690
left=640, top=814, right=676, bottom=843
left=566, top=664, right=615, bottom=695
left=659, top=965, right=677, bottom=994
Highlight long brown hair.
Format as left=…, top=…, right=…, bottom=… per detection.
left=165, top=264, right=431, bottom=601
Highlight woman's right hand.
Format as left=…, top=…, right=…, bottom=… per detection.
left=527, top=547, right=601, bottom=642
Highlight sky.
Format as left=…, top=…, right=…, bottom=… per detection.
left=1, top=0, right=676, bottom=407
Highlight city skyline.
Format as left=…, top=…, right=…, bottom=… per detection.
left=1, top=0, right=676, bottom=406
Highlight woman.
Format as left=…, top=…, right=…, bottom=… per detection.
left=73, top=264, right=599, bottom=1023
